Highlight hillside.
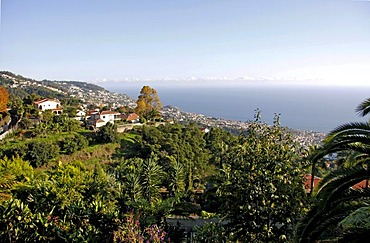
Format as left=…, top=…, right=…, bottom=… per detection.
left=0, top=71, right=136, bottom=108
left=0, top=71, right=325, bottom=146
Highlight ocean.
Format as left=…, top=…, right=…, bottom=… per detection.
left=102, top=83, right=369, bottom=133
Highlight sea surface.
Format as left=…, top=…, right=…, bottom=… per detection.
left=103, top=83, right=369, bottom=133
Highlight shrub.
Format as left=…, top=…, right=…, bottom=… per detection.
left=95, top=123, right=118, bottom=144
left=60, top=133, right=88, bottom=155
left=25, top=140, right=60, bottom=167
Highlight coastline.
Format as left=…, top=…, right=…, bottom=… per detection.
left=161, top=105, right=326, bottom=148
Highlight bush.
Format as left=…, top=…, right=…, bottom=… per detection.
left=25, top=140, right=60, bottom=167
left=0, top=142, right=28, bottom=159
left=95, top=123, right=118, bottom=144
left=60, top=133, right=88, bottom=155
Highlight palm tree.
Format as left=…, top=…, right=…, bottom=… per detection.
left=295, top=97, right=370, bottom=242
left=295, top=166, right=370, bottom=242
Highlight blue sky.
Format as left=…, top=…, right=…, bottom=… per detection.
left=1, top=0, right=370, bottom=85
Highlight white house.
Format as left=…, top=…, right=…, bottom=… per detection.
left=34, top=98, right=62, bottom=114
left=88, top=110, right=121, bottom=128
left=100, top=110, right=121, bottom=123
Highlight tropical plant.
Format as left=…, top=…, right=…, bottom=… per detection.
left=141, top=156, right=164, bottom=204
left=295, top=166, right=370, bottom=242
left=295, top=97, right=370, bottom=242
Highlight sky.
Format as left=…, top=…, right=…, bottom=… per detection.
left=1, top=0, right=370, bottom=86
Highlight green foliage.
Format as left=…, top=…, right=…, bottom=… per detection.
left=25, top=139, right=60, bottom=167
left=60, top=133, right=88, bottom=155
left=296, top=97, right=370, bottom=242
left=194, top=222, right=230, bottom=243
left=0, top=142, right=28, bottom=160
left=204, top=127, right=237, bottom=169
left=95, top=122, right=118, bottom=144
left=131, top=123, right=211, bottom=192
left=52, top=115, right=82, bottom=132
left=141, top=157, right=164, bottom=203
left=41, top=110, right=54, bottom=124
left=295, top=166, right=370, bottom=242
left=0, top=159, right=173, bottom=242
left=0, top=157, right=33, bottom=181
left=340, top=206, right=370, bottom=230
left=218, top=121, right=307, bottom=242
left=0, top=157, right=33, bottom=202
left=0, top=199, right=57, bottom=242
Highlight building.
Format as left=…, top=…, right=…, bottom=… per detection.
left=88, top=110, right=122, bottom=128
left=34, top=98, right=62, bottom=115
left=121, top=113, right=140, bottom=123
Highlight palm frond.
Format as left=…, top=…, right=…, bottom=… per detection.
left=326, top=122, right=370, bottom=140
left=356, top=98, right=370, bottom=117
left=296, top=167, right=370, bottom=242
left=315, top=166, right=370, bottom=201
left=339, top=229, right=370, bottom=243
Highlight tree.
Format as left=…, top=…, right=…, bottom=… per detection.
left=295, top=97, right=370, bottom=242
left=95, top=122, right=118, bottom=143
left=0, top=86, right=9, bottom=112
left=61, top=133, right=88, bottom=154
left=8, top=94, right=24, bottom=116
left=295, top=166, right=370, bottom=243
left=218, top=118, right=307, bottom=242
left=25, top=140, right=60, bottom=167
left=135, top=86, right=162, bottom=120
left=41, top=110, right=54, bottom=124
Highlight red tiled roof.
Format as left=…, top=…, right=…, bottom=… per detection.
left=100, top=110, right=121, bottom=115
left=303, top=174, right=322, bottom=193
left=34, top=98, right=60, bottom=104
left=87, top=110, right=99, bottom=115
left=303, top=174, right=369, bottom=192
left=122, top=113, right=139, bottom=121
left=351, top=180, right=370, bottom=189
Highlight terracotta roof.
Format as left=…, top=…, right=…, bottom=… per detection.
left=87, top=110, right=100, bottom=115
left=100, top=110, right=121, bottom=115
left=303, top=174, right=369, bottom=192
left=122, top=113, right=139, bottom=121
left=303, top=174, right=322, bottom=193
left=351, top=180, right=370, bottom=190
left=34, top=98, right=60, bottom=104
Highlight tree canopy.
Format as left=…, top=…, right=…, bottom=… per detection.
left=218, top=120, right=307, bottom=242
left=135, top=85, right=162, bottom=120
left=0, top=86, right=9, bottom=112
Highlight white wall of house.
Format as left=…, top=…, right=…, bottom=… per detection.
left=37, top=100, right=61, bottom=111
left=100, top=112, right=121, bottom=123
left=101, top=114, right=115, bottom=123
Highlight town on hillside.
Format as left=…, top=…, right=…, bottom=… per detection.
left=0, top=71, right=325, bottom=147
